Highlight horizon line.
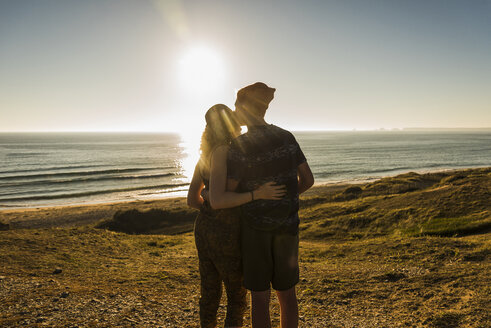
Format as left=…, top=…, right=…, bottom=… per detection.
left=1, top=127, right=491, bottom=133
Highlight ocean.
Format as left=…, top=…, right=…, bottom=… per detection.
left=0, top=131, right=490, bottom=209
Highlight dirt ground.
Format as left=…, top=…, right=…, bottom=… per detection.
left=1, top=169, right=489, bottom=327
left=0, top=227, right=489, bottom=327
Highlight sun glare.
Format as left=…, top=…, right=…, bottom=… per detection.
left=178, top=129, right=203, bottom=182
left=178, top=45, right=225, bottom=93
left=175, top=45, right=226, bottom=181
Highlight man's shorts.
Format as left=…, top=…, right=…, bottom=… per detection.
left=240, top=218, right=299, bottom=291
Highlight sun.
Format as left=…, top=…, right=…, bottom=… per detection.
left=178, top=45, right=225, bottom=94
left=175, top=45, right=227, bottom=181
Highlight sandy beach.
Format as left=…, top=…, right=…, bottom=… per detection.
left=0, top=182, right=352, bottom=230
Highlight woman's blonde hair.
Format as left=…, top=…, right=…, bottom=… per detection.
left=199, top=104, right=240, bottom=173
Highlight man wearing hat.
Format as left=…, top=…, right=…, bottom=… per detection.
left=226, top=82, right=314, bottom=328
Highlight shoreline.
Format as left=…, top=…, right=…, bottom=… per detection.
left=1, top=166, right=489, bottom=230
left=0, top=182, right=356, bottom=230
left=2, top=165, right=489, bottom=212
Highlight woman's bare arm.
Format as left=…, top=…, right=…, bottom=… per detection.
left=186, top=163, right=205, bottom=209
left=209, top=145, right=285, bottom=209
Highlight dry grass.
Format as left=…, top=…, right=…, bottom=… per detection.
left=0, top=167, right=490, bottom=327
left=0, top=228, right=489, bottom=327
left=300, top=167, right=491, bottom=239
left=0, top=227, right=199, bottom=327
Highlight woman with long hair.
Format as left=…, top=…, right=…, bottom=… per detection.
left=187, top=104, right=285, bottom=328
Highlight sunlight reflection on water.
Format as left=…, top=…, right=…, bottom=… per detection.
left=177, top=131, right=201, bottom=183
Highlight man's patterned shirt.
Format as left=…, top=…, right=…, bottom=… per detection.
left=227, top=124, right=306, bottom=234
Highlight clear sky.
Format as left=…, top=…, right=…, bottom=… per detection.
left=1, top=0, right=490, bottom=132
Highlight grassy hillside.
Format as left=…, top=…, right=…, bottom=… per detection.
left=300, top=168, right=491, bottom=239
left=0, top=167, right=489, bottom=327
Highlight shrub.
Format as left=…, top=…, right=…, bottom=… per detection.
left=96, top=208, right=197, bottom=234
left=0, top=220, right=9, bottom=231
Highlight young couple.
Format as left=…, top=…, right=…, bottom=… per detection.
left=187, top=82, right=314, bottom=328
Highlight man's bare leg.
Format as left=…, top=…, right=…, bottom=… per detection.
left=276, top=286, right=298, bottom=328
left=251, top=289, right=271, bottom=328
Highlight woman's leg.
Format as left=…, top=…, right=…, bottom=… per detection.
left=195, top=214, right=223, bottom=328
left=223, top=275, right=247, bottom=327
left=213, top=211, right=247, bottom=327
left=198, top=256, right=222, bottom=328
